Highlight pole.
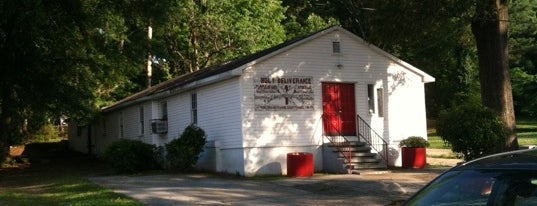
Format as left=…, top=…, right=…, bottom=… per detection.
left=147, top=24, right=152, bottom=88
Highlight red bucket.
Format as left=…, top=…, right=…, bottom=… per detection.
left=287, top=152, right=313, bottom=177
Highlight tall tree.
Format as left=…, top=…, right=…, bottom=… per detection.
left=159, top=0, right=287, bottom=75
left=0, top=0, right=143, bottom=158
left=472, top=0, right=517, bottom=150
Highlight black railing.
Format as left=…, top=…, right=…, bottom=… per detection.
left=321, top=115, right=353, bottom=172
left=356, top=115, right=389, bottom=166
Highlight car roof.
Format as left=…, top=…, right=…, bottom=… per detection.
left=453, top=148, right=537, bottom=171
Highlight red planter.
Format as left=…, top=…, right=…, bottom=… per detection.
left=401, top=147, right=426, bottom=169
left=287, top=152, right=313, bottom=177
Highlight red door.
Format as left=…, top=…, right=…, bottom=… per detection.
left=322, top=83, right=356, bottom=136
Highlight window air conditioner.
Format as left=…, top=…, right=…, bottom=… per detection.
left=151, top=120, right=168, bottom=134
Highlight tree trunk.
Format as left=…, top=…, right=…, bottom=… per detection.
left=471, top=0, right=518, bottom=150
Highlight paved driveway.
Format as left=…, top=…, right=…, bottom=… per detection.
left=90, top=169, right=445, bottom=206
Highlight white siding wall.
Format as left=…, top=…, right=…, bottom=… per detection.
left=95, top=114, right=121, bottom=154
left=89, top=102, right=155, bottom=155
left=196, top=78, right=244, bottom=173
left=386, top=66, right=428, bottom=142
left=165, top=94, right=191, bottom=141
left=67, top=124, right=87, bottom=153
left=197, top=78, right=243, bottom=148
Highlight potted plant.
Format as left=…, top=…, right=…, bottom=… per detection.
left=399, top=136, right=429, bottom=169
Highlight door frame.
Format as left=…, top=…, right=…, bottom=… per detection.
left=321, top=82, right=357, bottom=136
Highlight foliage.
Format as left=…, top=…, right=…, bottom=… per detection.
left=399, top=136, right=429, bottom=148
left=437, top=104, right=505, bottom=161
left=22, top=123, right=64, bottom=144
left=166, top=125, right=207, bottom=171
left=511, top=68, right=537, bottom=117
left=103, top=139, right=159, bottom=173
left=157, top=0, right=287, bottom=75
left=0, top=0, right=142, bottom=160
left=509, top=0, right=537, bottom=118
left=281, top=0, right=339, bottom=39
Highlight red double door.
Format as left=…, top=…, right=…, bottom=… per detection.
left=322, top=83, right=356, bottom=136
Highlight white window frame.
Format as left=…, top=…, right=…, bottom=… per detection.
left=377, top=88, right=384, bottom=117
left=367, top=84, right=375, bottom=114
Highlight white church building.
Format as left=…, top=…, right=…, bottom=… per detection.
left=68, top=26, right=435, bottom=176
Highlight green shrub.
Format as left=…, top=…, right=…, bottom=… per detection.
left=166, top=124, right=206, bottom=171
left=399, top=136, right=429, bottom=148
left=103, top=139, right=158, bottom=173
left=437, top=103, right=505, bottom=161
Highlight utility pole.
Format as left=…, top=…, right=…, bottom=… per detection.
left=147, top=23, right=153, bottom=88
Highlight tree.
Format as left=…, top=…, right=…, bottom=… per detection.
left=0, top=0, right=144, bottom=159
left=471, top=0, right=518, bottom=150
left=281, top=0, right=339, bottom=39
left=158, top=0, right=287, bottom=75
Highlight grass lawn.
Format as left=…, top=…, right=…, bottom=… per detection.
left=0, top=143, right=143, bottom=206
left=427, top=118, right=537, bottom=149
left=0, top=177, right=143, bottom=206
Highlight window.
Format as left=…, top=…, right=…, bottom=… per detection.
left=139, top=107, right=144, bottom=135
left=119, top=112, right=124, bottom=138
left=367, top=84, right=375, bottom=114
left=332, top=41, right=341, bottom=54
left=377, top=88, right=384, bottom=117
left=161, top=101, right=168, bottom=119
left=191, top=93, right=197, bottom=125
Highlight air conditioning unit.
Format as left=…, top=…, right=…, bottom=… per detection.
left=151, top=120, right=168, bottom=134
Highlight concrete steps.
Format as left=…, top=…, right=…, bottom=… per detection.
left=328, top=140, right=387, bottom=171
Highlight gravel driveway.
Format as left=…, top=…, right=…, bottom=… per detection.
left=90, top=169, right=446, bottom=206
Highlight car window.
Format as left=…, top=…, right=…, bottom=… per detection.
left=493, top=177, right=537, bottom=206
left=405, top=170, right=537, bottom=206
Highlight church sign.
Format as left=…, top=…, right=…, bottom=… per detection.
left=254, top=76, right=314, bottom=111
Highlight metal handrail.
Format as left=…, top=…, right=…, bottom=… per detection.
left=356, top=115, right=389, bottom=166
left=321, top=115, right=353, bottom=172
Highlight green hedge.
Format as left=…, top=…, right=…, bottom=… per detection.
left=103, top=139, right=159, bottom=173
left=437, top=103, right=505, bottom=161
left=166, top=124, right=206, bottom=171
